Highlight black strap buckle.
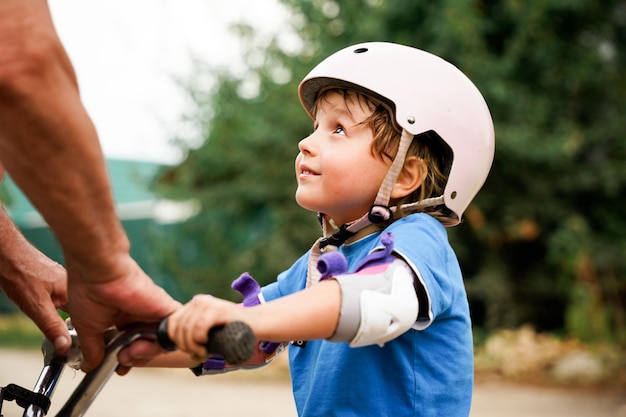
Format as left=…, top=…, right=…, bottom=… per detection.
left=319, top=225, right=355, bottom=250
left=368, top=204, right=393, bottom=223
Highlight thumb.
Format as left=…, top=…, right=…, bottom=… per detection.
left=36, top=306, right=72, bottom=355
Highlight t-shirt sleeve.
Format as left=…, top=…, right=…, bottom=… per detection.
left=260, top=251, right=310, bottom=302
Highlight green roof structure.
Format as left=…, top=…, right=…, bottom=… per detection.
left=2, top=158, right=167, bottom=227
left=0, top=158, right=185, bottom=311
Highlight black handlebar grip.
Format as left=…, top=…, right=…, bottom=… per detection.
left=157, top=317, right=256, bottom=365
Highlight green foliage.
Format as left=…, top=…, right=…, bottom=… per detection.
left=151, top=0, right=626, bottom=344
left=460, top=0, right=626, bottom=344
left=0, top=313, right=43, bottom=349
left=152, top=52, right=320, bottom=301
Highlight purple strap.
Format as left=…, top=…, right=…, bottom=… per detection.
left=231, top=272, right=280, bottom=354
left=202, top=356, right=226, bottom=370
left=354, top=232, right=395, bottom=271
left=315, top=232, right=395, bottom=280
left=317, top=251, right=349, bottom=280
left=231, top=272, right=262, bottom=307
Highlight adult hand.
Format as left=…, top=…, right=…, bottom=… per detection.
left=0, top=203, right=72, bottom=354
left=0, top=244, right=70, bottom=352
left=65, top=256, right=180, bottom=372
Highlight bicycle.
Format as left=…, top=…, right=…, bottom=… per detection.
left=0, top=319, right=255, bottom=417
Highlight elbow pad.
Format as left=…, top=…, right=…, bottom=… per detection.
left=328, top=258, right=418, bottom=347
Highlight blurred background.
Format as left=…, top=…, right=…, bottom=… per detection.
left=1, top=0, right=625, bottom=398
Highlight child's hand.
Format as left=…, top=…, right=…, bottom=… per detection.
left=116, top=295, right=256, bottom=373
left=166, top=294, right=248, bottom=360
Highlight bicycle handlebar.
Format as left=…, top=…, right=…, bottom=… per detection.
left=0, top=319, right=256, bottom=417
left=55, top=319, right=255, bottom=417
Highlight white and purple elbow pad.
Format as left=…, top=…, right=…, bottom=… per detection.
left=318, top=232, right=420, bottom=347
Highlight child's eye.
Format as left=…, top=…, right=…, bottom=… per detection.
left=333, top=125, right=346, bottom=135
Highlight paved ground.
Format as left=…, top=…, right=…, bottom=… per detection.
left=1, top=349, right=624, bottom=416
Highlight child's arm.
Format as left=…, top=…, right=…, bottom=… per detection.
left=142, top=350, right=201, bottom=368
left=167, top=255, right=419, bottom=358
left=117, top=280, right=341, bottom=371
left=165, top=280, right=342, bottom=360
left=126, top=233, right=420, bottom=367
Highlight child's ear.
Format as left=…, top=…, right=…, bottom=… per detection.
left=391, top=156, right=424, bottom=199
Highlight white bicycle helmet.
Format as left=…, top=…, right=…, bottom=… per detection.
left=298, top=42, right=494, bottom=235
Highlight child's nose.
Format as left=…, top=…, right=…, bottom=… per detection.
left=298, top=134, right=314, bottom=154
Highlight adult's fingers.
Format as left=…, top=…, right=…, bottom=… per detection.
left=117, top=338, right=161, bottom=369
left=36, top=303, right=72, bottom=354
left=77, top=331, right=106, bottom=373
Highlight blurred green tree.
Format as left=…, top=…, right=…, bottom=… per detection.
left=153, top=0, right=626, bottom=344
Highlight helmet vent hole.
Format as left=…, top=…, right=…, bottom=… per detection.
left=353, top=47, right=369, bottom=54
left=451, top=191, right=457, bottom=199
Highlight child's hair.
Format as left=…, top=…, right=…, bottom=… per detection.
left=313, top=87, right=457, bottom=225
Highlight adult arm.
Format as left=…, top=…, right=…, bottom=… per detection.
left=0, top=1, right=125, bottom=281
left=0, top=1, right=179, bottom=371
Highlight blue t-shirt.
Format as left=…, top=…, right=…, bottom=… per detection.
left=261, top=213, right=473, bottom=417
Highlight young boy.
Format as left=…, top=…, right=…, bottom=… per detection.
left=129, top=42, right=495, bottom=416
